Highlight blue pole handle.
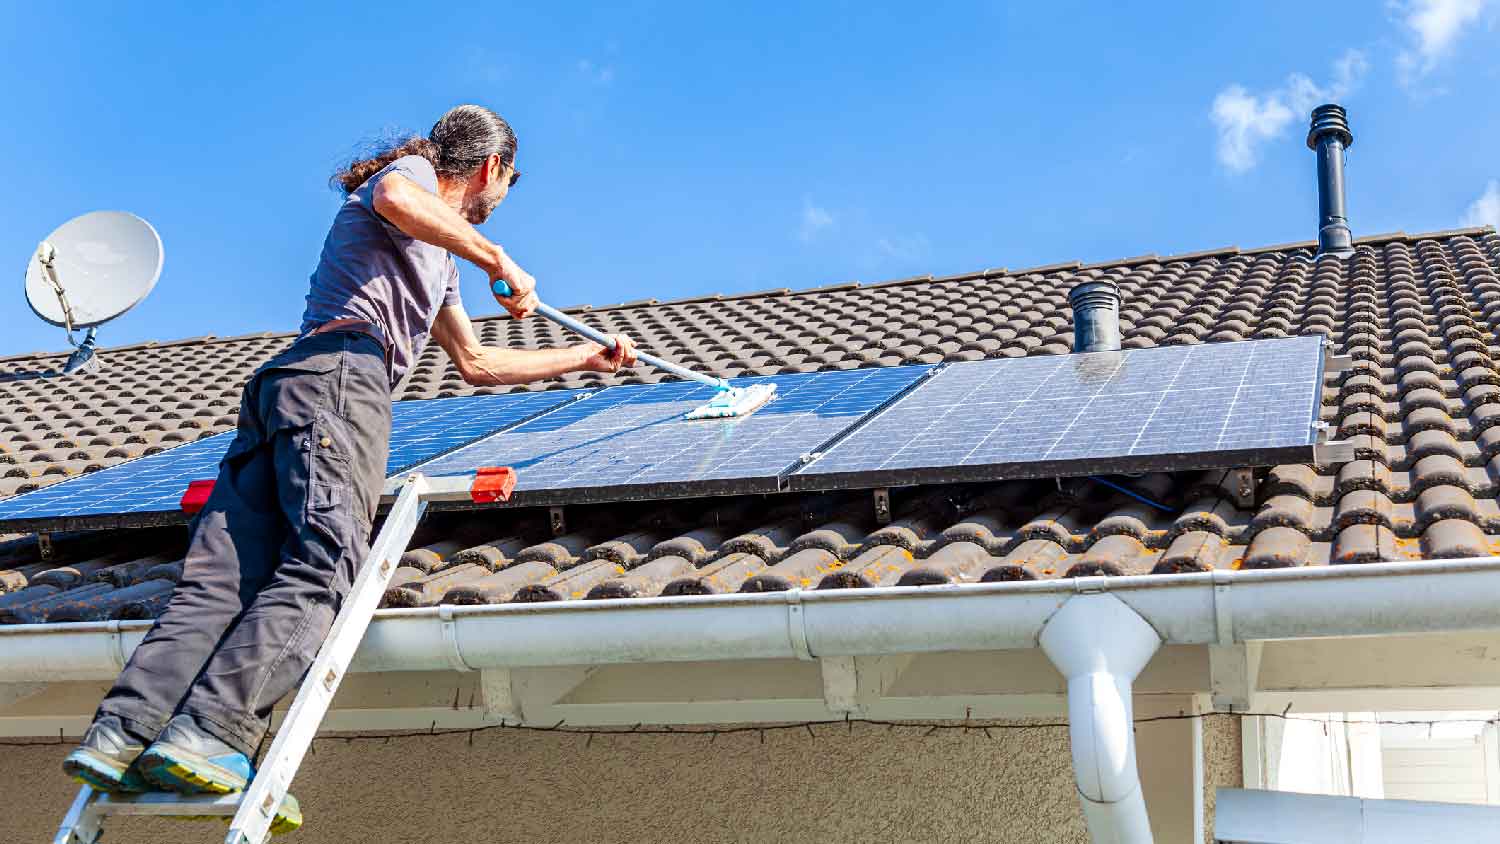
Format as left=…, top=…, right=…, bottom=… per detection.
left=489, top=277, right=727, bottom=390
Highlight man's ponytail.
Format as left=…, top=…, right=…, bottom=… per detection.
left=330, top=136, right=440, bottom=194
left=330, top=105, right=514, bottom=195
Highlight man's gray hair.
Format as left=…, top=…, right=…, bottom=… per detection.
left=429, top=104, right=517, bottom=179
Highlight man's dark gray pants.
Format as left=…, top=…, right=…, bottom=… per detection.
left=96, top=331, right=391, bottom=757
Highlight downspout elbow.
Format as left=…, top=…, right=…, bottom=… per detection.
left=1040, top=594, right=1162, bottom=844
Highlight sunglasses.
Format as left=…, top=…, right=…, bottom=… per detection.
left=507, top=164, right=521, bottom=188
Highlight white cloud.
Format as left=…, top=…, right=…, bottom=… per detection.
left=1464, top=180, right=1500, bottom=228
left=577, top=59, right=614, bottom=85
left=876, top=233, right=931, bottom=262
left=1210, top=49, right=1367, bottom=172
left=799, top=200, right=834, bottom=242
left=1211, top=86, right=1295, bottom=173
left=1395, top=0, right=1490, bottom=81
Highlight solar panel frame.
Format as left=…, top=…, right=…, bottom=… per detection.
left=786, top=335, right=1330, bottom=493
left=0, top=389, right=591, bottom=532
left=400, top=365, right=935, bottom=509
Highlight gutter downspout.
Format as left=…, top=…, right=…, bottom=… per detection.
left=1041, top=594, right=1162, bottom=844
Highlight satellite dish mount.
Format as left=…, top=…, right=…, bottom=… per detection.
left=34, top=240, right=100, bottom=374
left=23, top=211, right=163, bottom=377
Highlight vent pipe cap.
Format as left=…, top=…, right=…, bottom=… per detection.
left=1306, top=103, right=1353, bottom=150
left=1069, top=280, right=1121, bottom=353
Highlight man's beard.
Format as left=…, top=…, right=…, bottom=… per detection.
left=463, top=192, right=499, bottom=224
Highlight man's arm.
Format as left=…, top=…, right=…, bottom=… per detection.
left=429, top=302, right=637, bottom=387
left=371, top=173, right=538, bottom=317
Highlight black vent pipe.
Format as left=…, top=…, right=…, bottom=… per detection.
left=1069, top=280, right=1121, bottom=353
left=1307, top=103, right=1354, bottom=257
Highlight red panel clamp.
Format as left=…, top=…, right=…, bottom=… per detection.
left=470, top=466, right=518, bottom=503
left=180, top=479, right=216, bottom=514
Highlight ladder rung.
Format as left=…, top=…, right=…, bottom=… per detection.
left=88, top=791, right=244, bottom=817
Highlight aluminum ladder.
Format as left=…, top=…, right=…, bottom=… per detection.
left=53, top=468, right=515, bottom=844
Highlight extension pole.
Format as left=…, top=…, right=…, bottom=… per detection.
left=491, top=279, right=730, bottom=391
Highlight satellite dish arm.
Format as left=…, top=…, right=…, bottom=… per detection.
left=35, top=240, right=84, bottom=346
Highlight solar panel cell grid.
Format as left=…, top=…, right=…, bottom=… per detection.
left=0, top=390, right=586, bottom=527
left=0, top=432, right=234, bottom=520
left=384, top=390, right=586, bottom=474
left=403, top=366, right=932, bottom=500
left=792, top=335, right=1324, bottom=486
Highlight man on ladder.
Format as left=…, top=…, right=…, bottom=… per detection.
left=59, top=104, right=637, bottom=829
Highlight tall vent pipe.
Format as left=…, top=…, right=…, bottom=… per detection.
left=1307, top=103, right=1354, bottom=257
left=1070, top=280, right=1121, bottom=353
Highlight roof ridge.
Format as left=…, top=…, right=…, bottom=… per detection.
left=500, top=225, right=1495, bottom=323
left=4, top=225, right=1494, bottom=361
left=0, top=329, right=295, bottom=366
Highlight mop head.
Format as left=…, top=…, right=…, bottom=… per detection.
left=684, top=382, right=778, bottom=420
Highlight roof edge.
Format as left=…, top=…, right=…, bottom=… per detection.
left=2, top=557, right=1498, bottom=682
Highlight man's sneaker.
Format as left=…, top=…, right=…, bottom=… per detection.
left=139, top=714, right=254, bottom=795
left=61, top=715, right=152, bottom=793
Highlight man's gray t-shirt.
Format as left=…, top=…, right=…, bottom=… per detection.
left=300, top=155, right=461, bottom=387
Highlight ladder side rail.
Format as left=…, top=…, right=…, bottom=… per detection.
left=224, top=475, right=431, bottom=844
left=53, top=785, right=104, bottom=844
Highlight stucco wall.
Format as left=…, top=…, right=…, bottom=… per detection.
left=4, top=717, right=1238, bottom=843
left=1203, top=713, right=1244, bottom=843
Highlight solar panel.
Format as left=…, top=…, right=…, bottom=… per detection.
left=0, top=432, right=238, bottom=526
left=0, top=390, right=587, bottom=531
left=402, top=366, right=932, bottom=505
left=788, top=335, right=1328, bottom=491
left=384, top=390, right=588, bottom=474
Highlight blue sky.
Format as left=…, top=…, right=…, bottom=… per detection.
left=2, top=1, right=1498, bottom=357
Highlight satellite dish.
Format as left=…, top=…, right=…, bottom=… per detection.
left=22, top=211, right=163, bottom=376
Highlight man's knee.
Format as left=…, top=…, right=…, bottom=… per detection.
left=178, top=507, right=283, bottom=607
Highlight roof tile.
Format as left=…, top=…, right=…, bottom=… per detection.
left=7, top=229, right=1500, bottom=618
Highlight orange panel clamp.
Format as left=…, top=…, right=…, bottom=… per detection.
left=470, top=466, right=518, bottom=503
left=180, top=479, right=216, bottom=514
